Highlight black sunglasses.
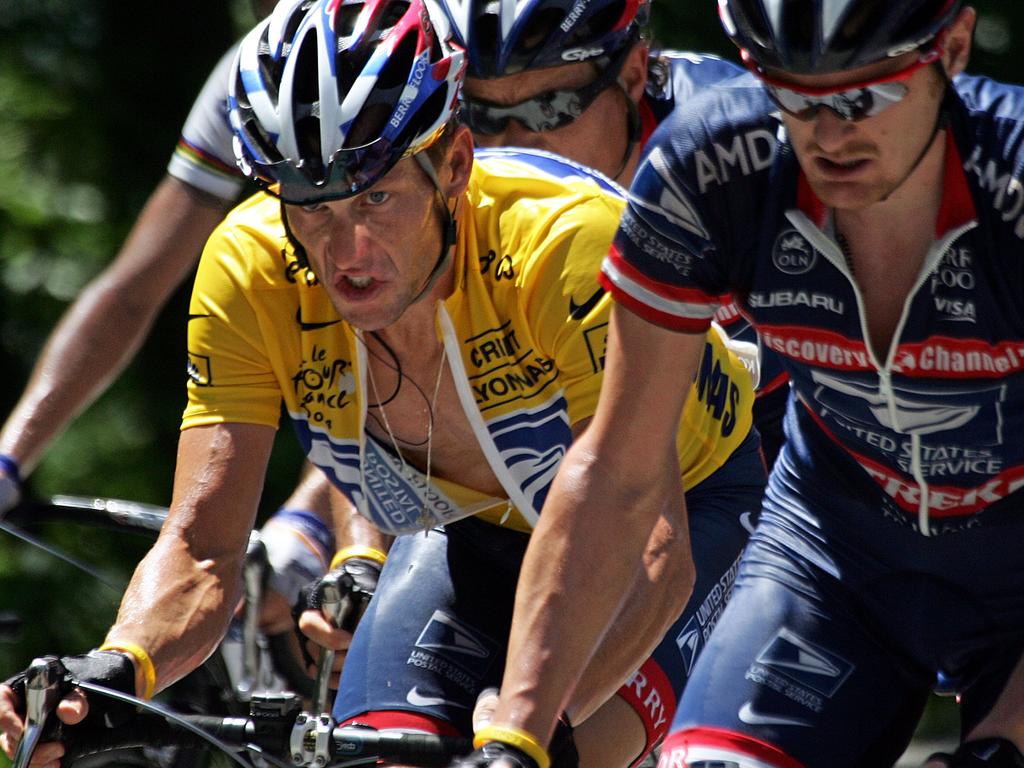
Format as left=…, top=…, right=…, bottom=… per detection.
left=236, top=132, right=415, bottom=205
left=462, top=47, right=630, bottom=135
left=743, top=36, right=945, bottom=123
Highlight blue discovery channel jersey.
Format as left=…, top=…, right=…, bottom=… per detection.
left=601, top=72, right=1024, bottom=535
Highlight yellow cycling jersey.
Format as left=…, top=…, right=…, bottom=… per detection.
left=184, top=148, right=754, bottom=535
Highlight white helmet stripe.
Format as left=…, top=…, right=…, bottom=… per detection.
left=314, top=9, right=341, bottom=167
left=821, top=0, right=852, bottom=43
left=276, top=16, right=319, bottom=161
left=499, top=0, right=519, bottom=43
left=268, top=0, right=309, bottom=57
left=238, top=23, right=284, bottom=142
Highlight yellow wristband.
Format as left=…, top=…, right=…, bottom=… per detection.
left=98, top=641, right=156, bottom=700
left=473, top=725, right=551, bottom=768
left=330, top=545, right=387, bottom=571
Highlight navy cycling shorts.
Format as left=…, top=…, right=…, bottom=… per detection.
left=332, top=431, right=766, bottom=750
left=662, top=445, right=1024, bottom=768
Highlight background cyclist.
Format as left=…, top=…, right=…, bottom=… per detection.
left=459, top=1, right=1024, bottom=767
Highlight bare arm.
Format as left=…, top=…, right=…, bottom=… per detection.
left=0, top=422, right=274, bottom=761
left=321, top=468, right=392, bottom=557
left=0, top=176, right=231, bottom=475
left=108, top=422, right=275, bottom=692
left=949, top=651, right=1024, bottom=756
left=565, top=497, right=692, bottom=723
left=921, top=655, right=1024, bottom=767
left=490, top=305, right=708, bottom=744
left=272, top=461, right=391, bottom=554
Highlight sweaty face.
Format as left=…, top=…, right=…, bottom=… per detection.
left=285, top=157, right=447, bottom=331
left=777, top=52, right=948, bottom=210
left=464, top=60, right=631, bottom=180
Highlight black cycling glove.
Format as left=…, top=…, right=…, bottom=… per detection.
left=4, top=651, right=136, bottom=729
left=298, top=554, right=382, bottom=631
left=293, top=554, right=383, bottom=669
left=929, top=738, right=1024, bottom=767
left=548, top=715, right=578, bottom=768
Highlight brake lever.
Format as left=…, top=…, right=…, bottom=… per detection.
left=12, top=657, right=67, bottom=768
left=238, top=531, right=269, bottom=701
left=312, top=570, right=353, bottom=716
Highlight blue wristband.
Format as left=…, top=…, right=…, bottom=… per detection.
left=267, top=508, right=336, bottom=556
left=0, top=455, right=21, bottom=486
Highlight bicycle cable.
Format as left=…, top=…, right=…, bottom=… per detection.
left=73, top=681, right=267, bottom=768
left=0, top=521, right=125, bottom=593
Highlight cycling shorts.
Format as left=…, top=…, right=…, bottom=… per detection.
left=332, top=431, right=766, bottom=752
left=663, top=442, right=1024, bottom=768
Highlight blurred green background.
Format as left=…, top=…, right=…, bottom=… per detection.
left=0, top=0, right=1017, bottom=751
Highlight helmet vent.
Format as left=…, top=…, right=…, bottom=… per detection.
left=342, top=32, right=417, bottom=147
left=335, top=3, right=363, bottom=38
left=519, top=8, right=562, bottom=53
left=830, top=2, right=876, bottom=56
left=377, top=31, right=417, bottom=89
left=379, top=0, right=412, bottom=32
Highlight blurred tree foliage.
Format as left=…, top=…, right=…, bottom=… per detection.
left=0, top=0, right=1020, bottom=739
left=0, top=0, right=295, bottom=671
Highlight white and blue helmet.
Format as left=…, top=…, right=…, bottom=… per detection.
left=230, top=0, right=466, bottom=204
left=437, top=0, right=649, bottom=78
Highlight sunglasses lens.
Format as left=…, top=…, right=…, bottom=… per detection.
left=270, top=137, right=407, bottom=204
left=766, top=85, right=818, bottom=119
left=463, top=92, right=582, bottom=134
left=767, top=81, right=908, bottom=122
left=463, top=101, right=512, bottom=135
left=462, top=50, right=625, bottom=135
left=860, top=82, right=909, bottom=117
left=828, top=89, right=875, bottom=120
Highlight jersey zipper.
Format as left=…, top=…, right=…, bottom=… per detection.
left=790, top=212, right=977, bottom=535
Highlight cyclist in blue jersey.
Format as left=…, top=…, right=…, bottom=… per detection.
left=0, top=2, right=765, bottom=767
left=462, top=1, right=1024, bottom=767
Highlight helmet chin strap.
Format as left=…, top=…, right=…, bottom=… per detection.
left=280, top=201, right=310, bottom=270
left=610, top=90, right=641, bottom=183
left=409, top=151, right=457, bottom=306
left=879, top=63, right=952, bottom=203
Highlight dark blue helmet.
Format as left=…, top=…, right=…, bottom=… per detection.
left=437, top=0, right=649, bottom=78
left=719, top=0, right=963, bottom=74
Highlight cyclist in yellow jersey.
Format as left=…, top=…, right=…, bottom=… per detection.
left=183, top=158, right=749, bottom=534
left=0, top=2, right=762, bottom=767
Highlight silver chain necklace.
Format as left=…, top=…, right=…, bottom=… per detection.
left=363, top=343, right=448, bottom=531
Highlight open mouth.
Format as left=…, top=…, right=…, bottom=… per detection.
left=332, top=273, right=383, bottom=302
left=817, top=156, right=870, bottom=175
